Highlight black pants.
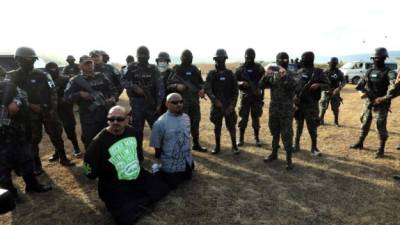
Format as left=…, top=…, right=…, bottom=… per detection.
left=159, top=163, right=194, bottom=190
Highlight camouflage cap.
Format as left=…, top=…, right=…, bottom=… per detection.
left=79, top=55, right=94, bottom=64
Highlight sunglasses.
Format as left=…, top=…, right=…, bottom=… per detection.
left=107, top=117, right=126, bottom=122
left=170, top=100, right=184, bottom=105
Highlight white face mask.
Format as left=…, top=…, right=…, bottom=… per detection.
left=157, top=62, right=168, bottom=72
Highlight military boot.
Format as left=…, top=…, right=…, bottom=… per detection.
left=350, top=138, right=364, bottom=149
left=59, top=155, right=75, bottom=167
left=311, top=138, right=321, bottom=157
left=23, top=174, right=52, bottom=193
left=229, top=129, right=240, bottom=154
left=334, top=112, right=340, bottom=127
left=254, top=129, right=261, bottom=147
left=48, top=152, right=59, bottom=163
left=237, top=129, right=245, bottom=147
left=286, top=150, right=293, bottom=170
left=211, top=136, right=221, bottom=155
left=263, top=149, right=278, bottom=162
left=193, top=138, right=207, bottom=152
left=375, top=140, right=386, bottom=158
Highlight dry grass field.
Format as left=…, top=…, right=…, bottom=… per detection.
left=1, top=71, right=400, bottom=225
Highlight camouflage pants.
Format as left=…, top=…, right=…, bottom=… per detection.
left=184, top=103, right=201, bottom=142
left=210, top=106, right=237, bottom=138
left=294, top=103, right=319, bottom=147
left=359, top=102, right=389, bottom=141
left=269, top=112, right=293, bottom=153
left=31, top=111, right=65, bottom=169
left=238, top=97, right=263, bottom=132
left=319, top=92, right=341, bottom=121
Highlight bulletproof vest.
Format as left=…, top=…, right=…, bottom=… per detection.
left=53, top=75, right=70, bottom=98
left=238, top=63, right=264, bottom=96
left=326, top=69, right=342, bottom=88
left=174, top=65, right=202, bottom=91
left=125, top=63, right=157, bottom=98
left=209, top=69, right=235, bottom=105
left=10, top=69, right=54, bottom=106
left=298, top=68, right=323, bottom=104
left=365, top=68, right=390, bottom=97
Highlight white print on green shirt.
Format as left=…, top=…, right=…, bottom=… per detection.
left=108, top=137, right=140, bottom=180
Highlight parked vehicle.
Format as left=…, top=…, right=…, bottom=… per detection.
left=340, top=61, right=398, bottom=84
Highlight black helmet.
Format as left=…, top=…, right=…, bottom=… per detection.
left=137, top=46, right=150, bottom=58
left=66, top=55, right=75, bottom=61
left=329, top=57, right=339, bottom=64
left=156, top=52, right=171, bottom=62
left=126, top=55, right=135, bottom=63
left=45, top=62, right=58, bottom=70
left=214, top=49, right=228, bottom=59
left=372, top=47, right=388, bottom=58
left=15, top=47, right=37, bottom=59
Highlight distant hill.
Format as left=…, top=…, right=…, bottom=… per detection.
left=316, top=51, right=400, bottom=63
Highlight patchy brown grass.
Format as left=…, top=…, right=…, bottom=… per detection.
left=1, top=80, right=400, bottom=225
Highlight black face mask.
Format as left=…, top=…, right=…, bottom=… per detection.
left=329, top=62, right=338, bottom=70
left=215, top=58, right=226, bottom=70
left=244, top=48, right=256, bottom=65
left=372, top=57, right=385, bottom=69
left=301, top=52, right=315, bottom=69
left=18, top=58, right=36, bottom=71
left=181, top=50, right=193, bottom=67
left=137, top=57, right=149, bottom=65
left=276, top=52, right=289, bottom=69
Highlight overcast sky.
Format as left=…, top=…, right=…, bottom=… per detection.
left=1, top=0, right=398, bottom=63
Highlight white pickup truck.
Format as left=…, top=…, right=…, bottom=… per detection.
left=340, top=61, right=398, bottom=84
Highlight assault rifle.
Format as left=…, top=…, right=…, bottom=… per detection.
left=73, top=75, right=106, bottom=111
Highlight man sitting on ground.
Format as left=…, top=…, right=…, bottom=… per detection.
left=84, top=105, right=168, bottom=225
left=150, top=93, right=195, bottom=189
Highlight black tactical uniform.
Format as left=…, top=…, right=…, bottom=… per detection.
left=350, top=48, right=396, bottom=158
left=45, top=62, right=81, bottom=156
left=205, top=49, right=239, bottom=154
left=1, top=71, right=51, bottom=201
left=294, top=51, right=330, bottom=156
left=62, top=55, right=80, bottom=77
left=7, top=67, right=74, bottom=170
left=319, top=57, right=346, bottom=126
left=64, top=56, right=118, bottom=150
left=235, top=48, right=265, bottom=147
left=121, top=46, right=164, bottom=154
left=90, top=50, right=123, bottom=99
left=167, top=49, right=207, bottom=152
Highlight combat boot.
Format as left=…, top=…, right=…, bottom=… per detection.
left=334, top=112, right=340, bottom=127
left=237, top=129, right=245, bottom=146
left=23, top=174, right=52, bottom=193
left=350, top=138, right=364, bottom=149
left=375, top=140, right=386, bottom=159
left=232, top=146, right=241, bottom=155
left=59, top=156, right=75, bottom=167
left=311, top=139, right=321, bottom=157
left=286, top=150, right=293, bottom=170
left=48, top=153, right=59, bottom=163
left=263, top=149, right=278, bottom=162
left=254, top=129, right=262, bottom=147
left=211, top=136, right=221, bottom=155
left=192, top=141, right=207, bottom=152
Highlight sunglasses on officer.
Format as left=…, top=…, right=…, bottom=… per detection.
left=107, top=116, right=126, bottom=122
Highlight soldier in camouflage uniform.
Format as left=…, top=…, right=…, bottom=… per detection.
left=350, top=48, right=397, bottom=158
left=167, top=49, right=208, bottom=152
left=90, top=50, right=123, bottom=99
left=235, top=48, right=265, bottom=147
left=121, top=46, right=164, bottom=153
left=45, top=62, right=81, bottom=157
left=293, top=51, right=330, bottom=156
left=156, top=52, right=173, bottom=115
left=319, top=57, right=346, bottom=127
left=260, top=52, right=297, bottom=169
left=0, top=77, right=52, bottom=201
left=6, top=47, right=74, bottom=173
left=62, top=55, right=80, bottom=77
left=65, top=55, right=118, bottom=150
left=205, top=49, right=239, bottom=154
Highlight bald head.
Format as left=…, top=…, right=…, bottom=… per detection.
left=166, top=93, right=184, bottom=114
left=108, top=105, right=127, bottom=116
